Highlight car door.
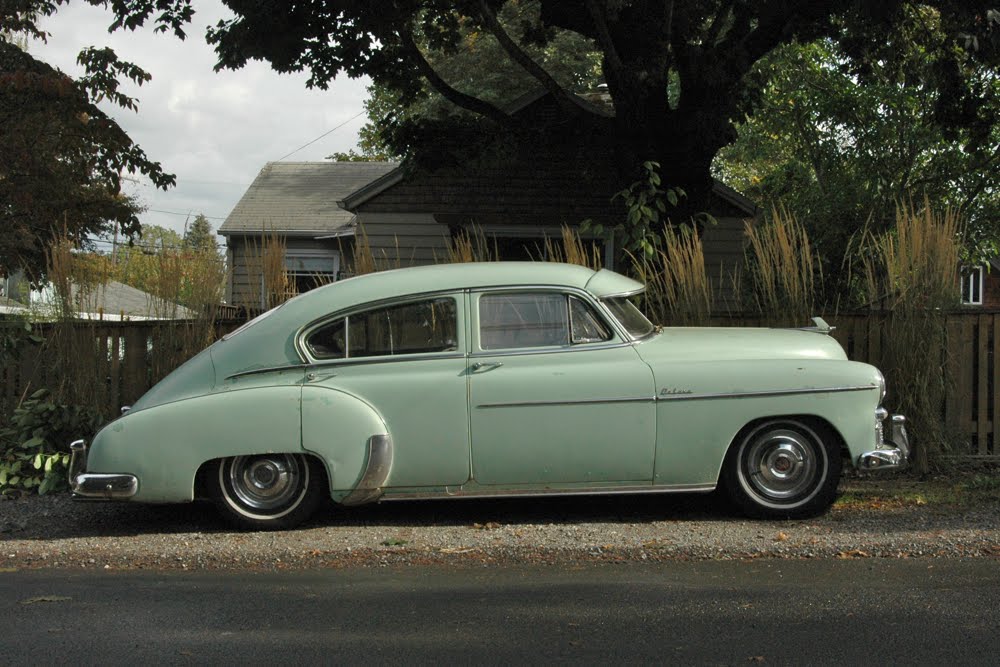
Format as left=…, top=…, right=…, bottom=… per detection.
left=300, top=294, right=471, bottom=488
left=468, top=289, right=656, bottom=486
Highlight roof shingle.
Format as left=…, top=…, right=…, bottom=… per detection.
left=219, top=161, right=399, bottom=236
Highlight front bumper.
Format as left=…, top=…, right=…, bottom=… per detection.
left=68, top=439, right=138, bottom=500
left=857, top=412, right=909, bottom=471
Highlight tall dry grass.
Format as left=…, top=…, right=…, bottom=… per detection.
left=38, top=232, right=228, bottom=416
left=543, top=226, right=603, bottom=270
left=743, top=207, right=817, bottom=325
left=440, top=225, right=497, bottom=264
left=634, top=225, right=712, bottom=326
left=244, top=231, right=292, bottom=309
left=861, top=200, right=962, bottom=473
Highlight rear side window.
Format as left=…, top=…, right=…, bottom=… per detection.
left=306, top=298, right=458, bottom=360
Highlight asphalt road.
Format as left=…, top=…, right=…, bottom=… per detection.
left=4, top=559, right=1000, bottom=665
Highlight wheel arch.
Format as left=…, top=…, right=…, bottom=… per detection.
left=721, top=413, right=849, bottom=479
left=721, top=413, right=846, bottom=519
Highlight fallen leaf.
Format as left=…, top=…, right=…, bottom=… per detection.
left=20, top=595, right=71, bottom=605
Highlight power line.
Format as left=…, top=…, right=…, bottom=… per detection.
left=146, top=208, right=227, bottom=221
left=276, top=111, right=366, bottom=161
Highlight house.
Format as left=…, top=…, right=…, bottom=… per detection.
left=961, top=261, right=1000, bottom=307
left=219, top=161, right=399, bottom=309
left=0, top=278, right=194, bottom=321
left=220, top=92, right=758, bottom=309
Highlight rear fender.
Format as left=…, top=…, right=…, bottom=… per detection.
left=88, top=386, right=304, bottom=503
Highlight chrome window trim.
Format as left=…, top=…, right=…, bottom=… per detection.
left=296, top=292, right=463, bottom=364
left=468, top=339, right=633, bottom=359
left=305, top=352, right=467, bottom=371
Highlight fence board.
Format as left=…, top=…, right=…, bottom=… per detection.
left=977, top=315, right=990, bottom=455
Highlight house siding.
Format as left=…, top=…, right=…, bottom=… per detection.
left=228, top=236, right=341, bottom=310
left=354, top=212, right=451, bottom=269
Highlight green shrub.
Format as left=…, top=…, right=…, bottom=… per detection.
left=0, top=388, right=103, bottom=495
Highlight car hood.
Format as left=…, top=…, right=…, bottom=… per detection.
left=635, top=327, right=848, bottom=363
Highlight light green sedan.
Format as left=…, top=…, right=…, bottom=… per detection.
left=69, top=262, right=908, bottom=529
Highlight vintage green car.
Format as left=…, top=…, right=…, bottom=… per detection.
left=69, top=262, right=908, bottom=529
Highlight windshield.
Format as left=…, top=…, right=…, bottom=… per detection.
left=603, top=296, right=655, bottom=339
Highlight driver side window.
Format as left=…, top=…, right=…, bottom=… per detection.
left=479, top=293, right=612, bottom=350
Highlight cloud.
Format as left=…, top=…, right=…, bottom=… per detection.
left=33, top=1, right=370, bottom=240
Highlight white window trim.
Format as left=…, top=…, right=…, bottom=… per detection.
left=962, top=265, right=985, bottom=306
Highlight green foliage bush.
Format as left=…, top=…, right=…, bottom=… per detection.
left=0, top=389, right=103, bottom=496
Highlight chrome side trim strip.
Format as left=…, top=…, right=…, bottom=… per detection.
left=225, top=364, right=306, bottom=381
left=476, top=385, right=876, bottom=409
left=341, top=434, right=394, bottom=506
left=380, top=483, right=716, bottom=502
left=655, top=385, right=877, bottom=401
left=477, top=396, right=655, bottom=409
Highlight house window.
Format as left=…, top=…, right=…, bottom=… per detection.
left=962, top=266, right=984, bottom=306
left=285, top=251, right=339, bottom=294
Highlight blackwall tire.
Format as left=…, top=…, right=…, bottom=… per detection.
left=723, top=419, right=842, bottom=520
left=211, top=454, right=325, bottom=530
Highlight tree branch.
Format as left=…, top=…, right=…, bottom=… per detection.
left=401, top=31, right=512, bottom=125
left=584, top=0, right=625, bottom=84
left=475, top=0, right=585, bottom=116
left=705, top=1, right=735, bottom=46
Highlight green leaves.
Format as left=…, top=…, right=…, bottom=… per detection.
left=0, top=390, right=101, bottom=496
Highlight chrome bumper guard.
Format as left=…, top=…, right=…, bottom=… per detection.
left=858, top=413, right=909, bottom=471
left=68, top=439, right=138, bottom=500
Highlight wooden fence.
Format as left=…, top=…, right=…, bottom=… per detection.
left=1, top=312, right=997, bottom=458
left=0, top=319, right=243, bottom=424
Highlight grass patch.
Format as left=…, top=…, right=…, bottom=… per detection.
left=836, top=473, right=1000, bottom=511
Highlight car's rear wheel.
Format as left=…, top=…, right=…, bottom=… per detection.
left=211, top=454, right=325, bottom=530
left=723, top=419, right=841, bottom=519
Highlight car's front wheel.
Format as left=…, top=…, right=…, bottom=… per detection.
left=211, top=454, right=325, bottom=530
left=723, top=419, right=842, bottom=519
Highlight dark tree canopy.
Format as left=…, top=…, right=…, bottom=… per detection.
left=0, top=3, right=175, bottom=278
left=40, top=1, right=1000, bottom=222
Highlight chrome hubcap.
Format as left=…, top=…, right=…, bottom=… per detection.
left=743, top=428, right=820, bottom=500
left=227, top=455, right=303, bottom=510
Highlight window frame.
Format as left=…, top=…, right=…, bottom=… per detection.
left=296, top=292, right=464, bottom=365
left=471, top=288, right=624, bottom=354
left=961, top=266, right=985, bottom=306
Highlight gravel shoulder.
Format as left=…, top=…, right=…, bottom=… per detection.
left=2, top=476, right=999, bottom=571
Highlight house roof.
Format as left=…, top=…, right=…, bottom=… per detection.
left=340, top=166, right=757, bottom=217
left=219, top=161, right=399, bottom=237
left=68, top=280, right=196, bottom=319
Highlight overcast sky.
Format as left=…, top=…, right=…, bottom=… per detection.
left=33, top=1, right=370, bottom=248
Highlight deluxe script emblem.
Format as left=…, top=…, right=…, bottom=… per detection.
left=660, top=387, right=693, bottom=396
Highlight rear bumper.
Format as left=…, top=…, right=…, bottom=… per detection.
left=857, top=413, right=909, bottom=471
left=68, top=439, right=138, bottom=500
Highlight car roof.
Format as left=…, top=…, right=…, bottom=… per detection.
left=280, top=262, right=643, bottom=318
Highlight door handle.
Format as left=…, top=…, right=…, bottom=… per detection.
left=471, top=361, right=503, bottom=371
